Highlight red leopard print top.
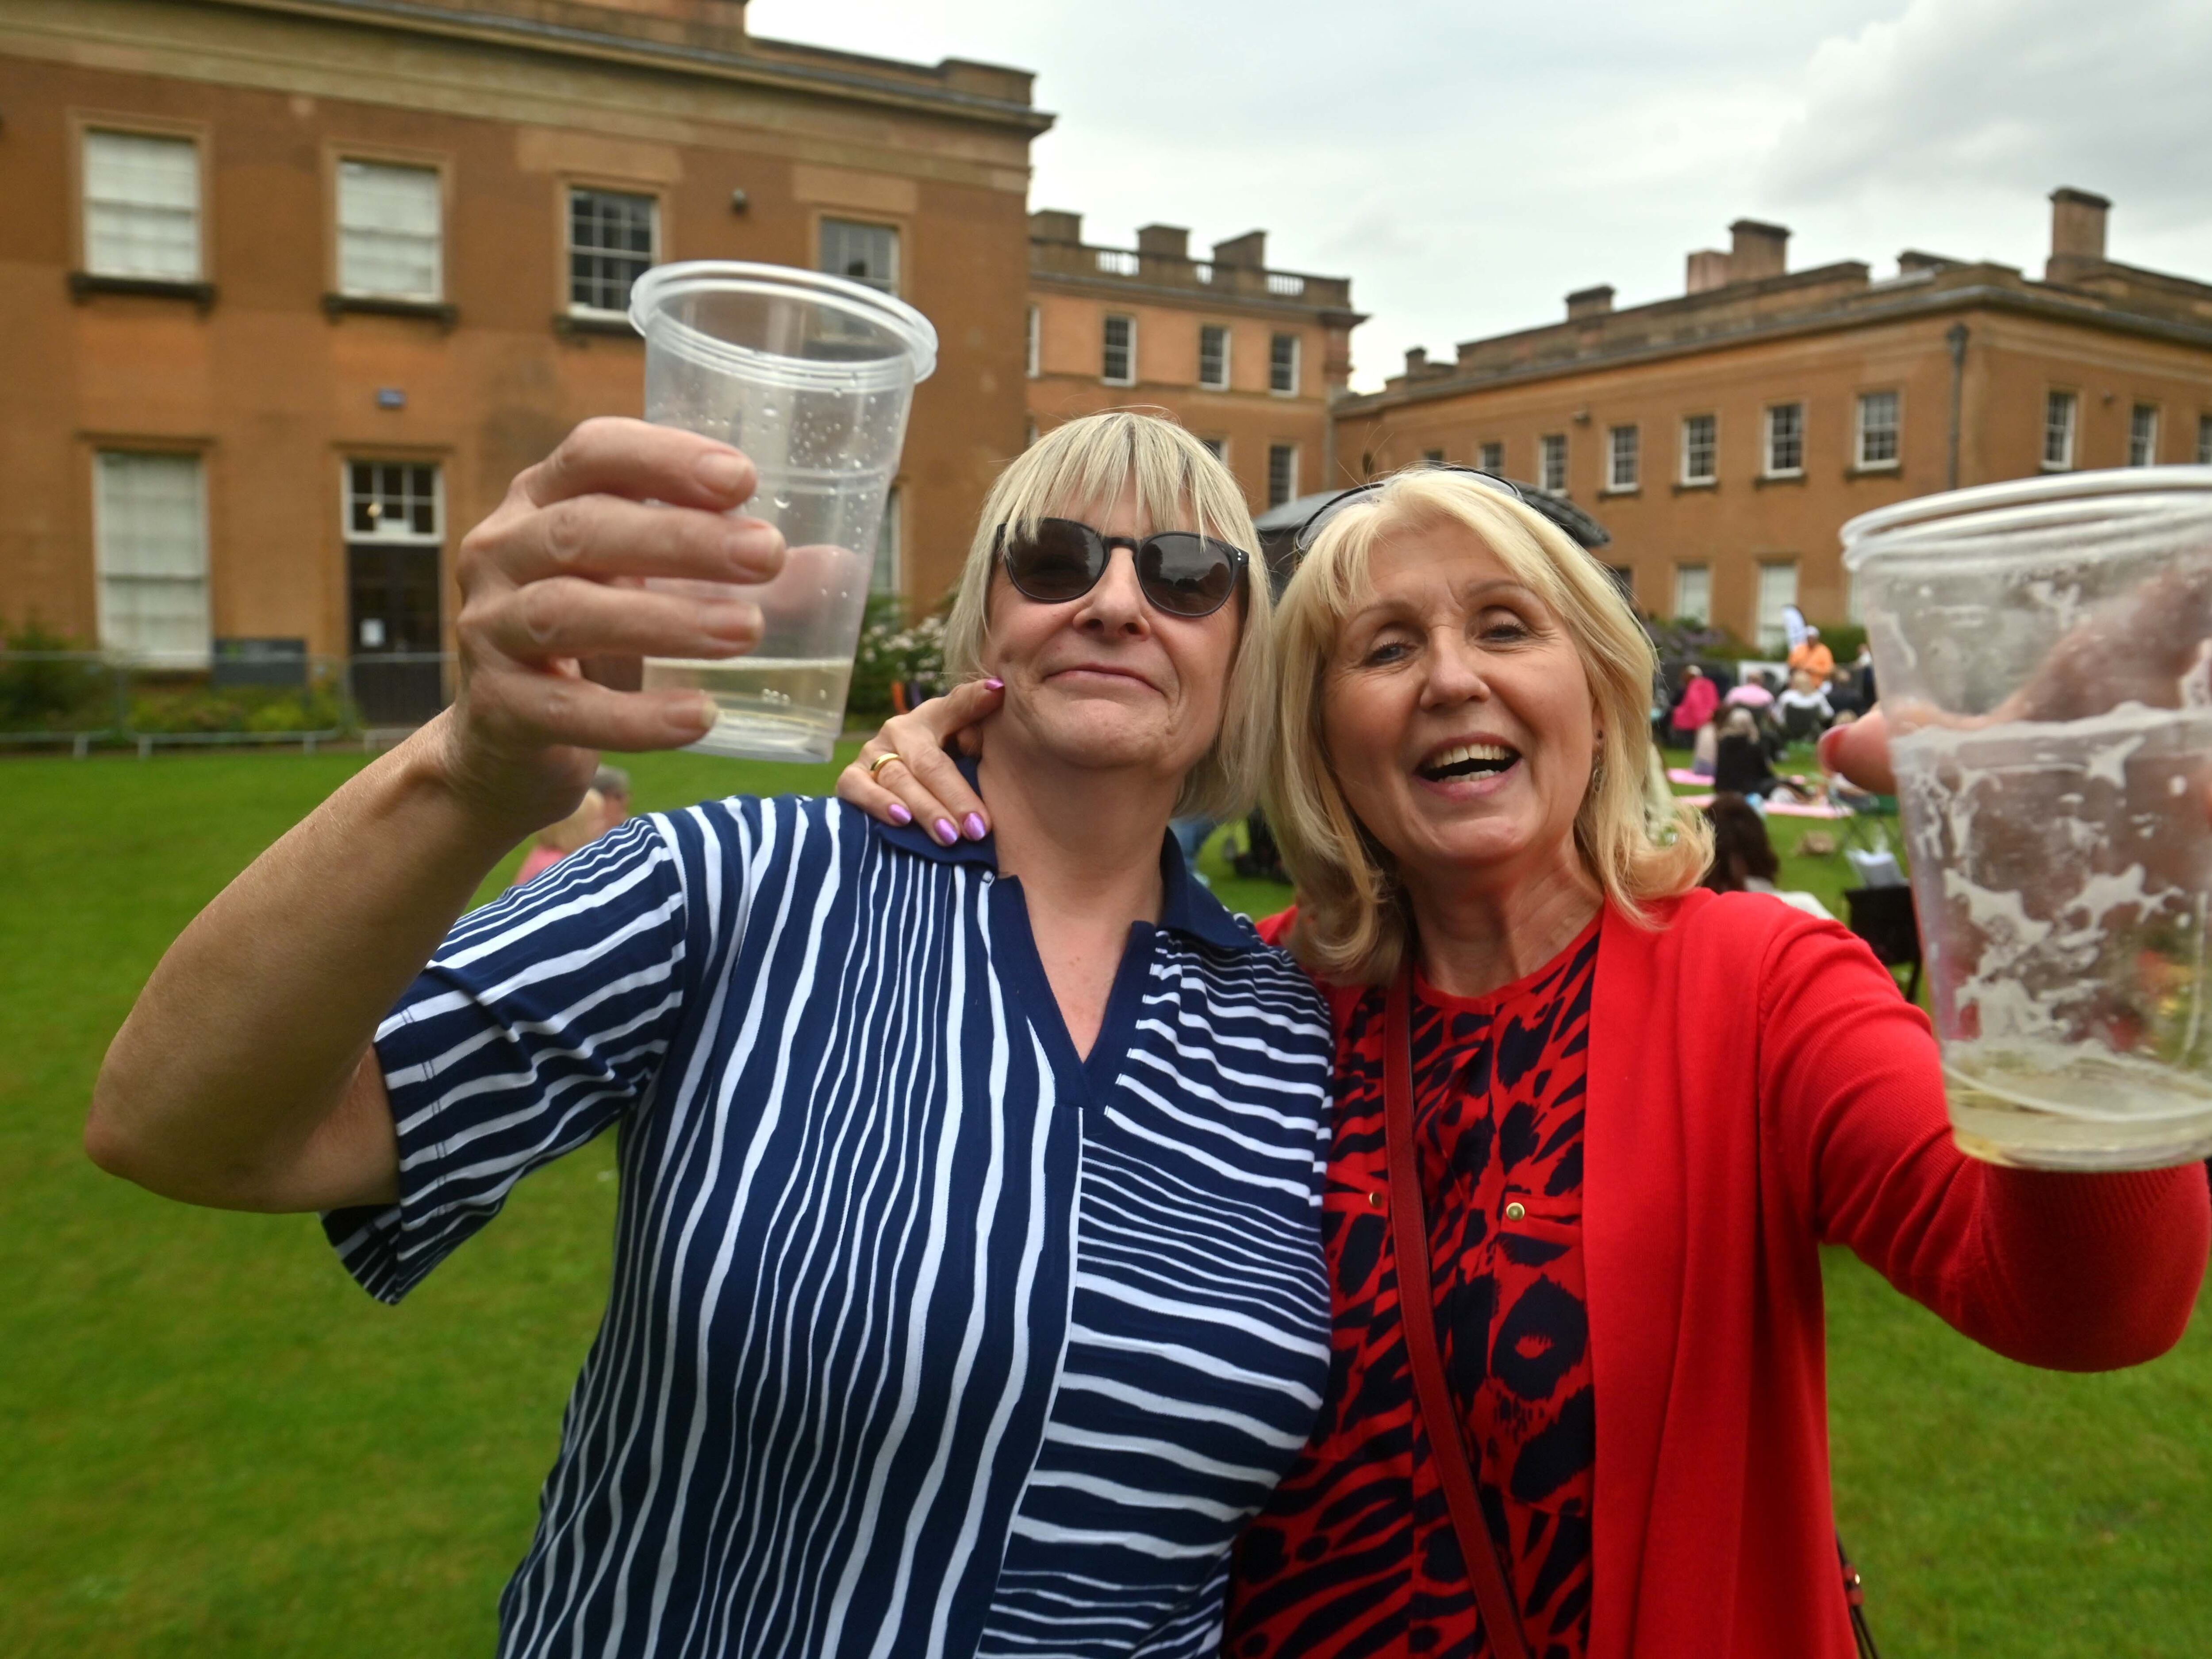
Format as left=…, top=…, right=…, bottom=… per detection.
left=1225, top=920, right=1600, bottom=1659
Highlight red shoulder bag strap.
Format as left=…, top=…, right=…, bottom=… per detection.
left=1385, top=968, right=1534, bottom=1659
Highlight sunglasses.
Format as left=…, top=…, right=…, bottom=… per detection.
left=1290, top=464, right=1527, bottom=556
left=995, top=518, right=1250, bottom=619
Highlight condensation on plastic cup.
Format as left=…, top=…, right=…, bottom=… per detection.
left=1842, top=466, right=2212, bottom=1170
left=628, top=261, right=937, bottom=763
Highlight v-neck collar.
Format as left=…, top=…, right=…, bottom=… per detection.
left=864, top=758, right=1259, bottom=1096
left=987, top=884, right=1159, bottom=1096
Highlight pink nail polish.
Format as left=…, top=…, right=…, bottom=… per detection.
left=934, top=818, right=958, bottom=845
left=887, top=802, right=912, bottom=825
left=984, top=677, right=1004, bottom=691
left=964, top=813, right=987, bottom=840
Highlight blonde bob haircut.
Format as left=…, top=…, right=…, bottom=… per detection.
left=1265, top=468, right=1711, bottom=985
left=942, top=410, right=1273, bottom=819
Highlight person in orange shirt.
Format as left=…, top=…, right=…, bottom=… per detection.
left=1788, top=625, right=1835, bottom=681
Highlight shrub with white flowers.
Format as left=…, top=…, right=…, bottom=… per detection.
left=849, top=595, right=949, bottom=716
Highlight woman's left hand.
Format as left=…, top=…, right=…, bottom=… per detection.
left=836, top=679, right=1006, bottom=845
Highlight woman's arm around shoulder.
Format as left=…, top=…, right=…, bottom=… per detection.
left=1755, top=910, right=2208, bottom=1371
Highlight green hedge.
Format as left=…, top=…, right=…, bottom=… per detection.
left=126, top=682, right=348, bottom=735
left=0, top=623, right=114, bottom=732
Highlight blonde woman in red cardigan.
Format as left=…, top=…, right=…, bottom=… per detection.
left=839, top=467, right=2209, bottom=1659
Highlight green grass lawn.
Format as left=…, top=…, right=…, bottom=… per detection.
left=3, top=747, right=2206, bottom=1655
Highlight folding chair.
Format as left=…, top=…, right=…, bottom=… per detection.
left=1829, top=785, right=1901, bottom=860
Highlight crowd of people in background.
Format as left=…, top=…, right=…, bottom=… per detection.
left=1658, top=624, right=1878, bottom=809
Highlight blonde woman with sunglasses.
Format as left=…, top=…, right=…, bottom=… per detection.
left=88, top=412, right=1336, bottom=1659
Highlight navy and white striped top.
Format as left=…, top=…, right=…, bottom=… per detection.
left=324, top=788, right=1334, bottom=1659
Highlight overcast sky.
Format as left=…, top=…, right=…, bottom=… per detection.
left=746, top=0, right=2212, bottom=392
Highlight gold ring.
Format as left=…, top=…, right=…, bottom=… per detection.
left=867, top=751, right=904, bottom=778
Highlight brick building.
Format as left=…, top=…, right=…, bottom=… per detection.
left=0, top=0, right=1049, bottom=713
left=1025, top=212, right=1363, bottom=518
left=1333, top=189, right=2212, bottom=649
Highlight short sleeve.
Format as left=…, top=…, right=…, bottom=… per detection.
left=323, top=815, right=693, bottom=1303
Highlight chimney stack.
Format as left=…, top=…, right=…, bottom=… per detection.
left=1029, top=209, right=1083, bottom=245
left=1135, top=224, right=1189, bottom=261
left=1897, top=250, right=1955, bottom=276
left=1566, top=284, right=1615, bottom=320
left=1404, top=346, right=1428, bottom=375
left=2046, top=187, right=2111, bottom=281
left=1211, top=230, right=1268, bottom=270
left=1686, top=249, right=1732, bottom=294
left=1728, top=218, right=1790, bottom=283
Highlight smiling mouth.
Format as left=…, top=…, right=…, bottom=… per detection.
left=1051, top=665, right=1153, bottom=689
left=1417, top=741, right=1519, bottom=782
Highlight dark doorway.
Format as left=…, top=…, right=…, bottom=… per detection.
left=348, top=542, right=445, bottom=725
left=344, top=459, right=447, bottom=727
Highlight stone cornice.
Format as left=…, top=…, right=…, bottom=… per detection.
left=1339, top=281, right=2212, bottom=417
left=196, top=0, right=1055, bottom=132
left=1029, top=268, right=1367, bottom=328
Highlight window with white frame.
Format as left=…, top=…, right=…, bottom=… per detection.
left=95, top=451, right=209, bottom=665
left=1269, top=332, right=1300, bottom=395
left=1479, top=441, right=1504, bottom=475
left=2129, top=402, right=2160, bottom=467
left=1764, top=402, right=1805, bottom=475
left=1681, top=413, right=1717, bottom=484
left=1538, top=433, right=1567, bottom=494
left=1200, top=436, right=1227, bottom=463
left=338, top=161, right=442, bottom=301
left=1025, top=305, right=1040, bottom=378
left=1608, top=425, right=1640, bottom=491
left=1673, top=563, right=1711, bottom=625
left=1855, top=391, right=1900, bottom=468
left=568, top=187, right=655, bottom=315
left=1198, top=324, right=1230, bottom=390
left=347, top=460, right=442, bottom=541
left=566, top=190, right=650, bottom=316
left=83, top=130, right=201, bottom=281
left=2044, top=390, right=2078, bottom=470
left=1423, top=448, right=1446, bottom=464
left=1102, top=314, right=1136, bottom=385
left=819, top=218, right=898, bottom=293
left=2199, top=413, right=2212, bottom=466
left=872, top=487, right=902, bottom=596
left=1267, top=444, right=1298, bottom=509
left=1755, top=559, right=1799, bottom=652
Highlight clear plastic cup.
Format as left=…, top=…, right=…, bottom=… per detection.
left=1843, top=467, right=2212, bottom=1169
left=628, top=261, right=937, bottom=762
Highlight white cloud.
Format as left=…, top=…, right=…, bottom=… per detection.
left=747, top=0, right=2212, bottom=391
left=1770, top=0, right=2212, bottom=222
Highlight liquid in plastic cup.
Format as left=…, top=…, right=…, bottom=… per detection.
left=628, top=261, right=937, bottom=762
left=1843, top=467, right=2212, bottom=1170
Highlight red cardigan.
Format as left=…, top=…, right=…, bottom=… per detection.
left=1267, top=890, right=2208, bottom=1659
